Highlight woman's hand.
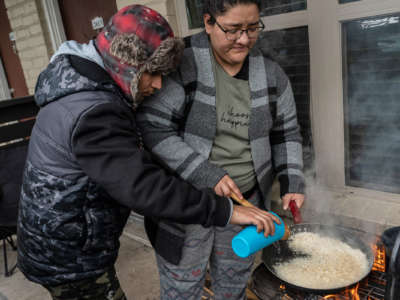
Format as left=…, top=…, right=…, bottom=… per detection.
left=214, top=175, right=243, bottom=199
left=281, top=193, right=305, bottom=210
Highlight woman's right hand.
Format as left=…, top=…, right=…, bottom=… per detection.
left=229, top=205, right=281, bottom=237
left=214, top=175, right=244, bottom=199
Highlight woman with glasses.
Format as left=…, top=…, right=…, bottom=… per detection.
left=138, top=1, right=305, bottom=299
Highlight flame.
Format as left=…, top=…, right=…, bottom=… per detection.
left=323, top=283, right=360, bottom=300
left=278, top=284, right=293, bottom=300
left=348, top=283, right=360, bottom=300
left=371, top=243, right=386, bottom=272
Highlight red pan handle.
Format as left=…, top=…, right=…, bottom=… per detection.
left=289, top=200, right=302, bottom=224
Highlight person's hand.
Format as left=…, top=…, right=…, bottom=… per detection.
left=214, top=175, right=243, bottom=199
left=229, top=205, right=281, bottom=237
left=281, top=193, right=305, bottom=210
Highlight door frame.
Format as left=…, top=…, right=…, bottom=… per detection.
left=41, top=0, right=66, bottom=53
left=0, top=56, right=11, bottom=101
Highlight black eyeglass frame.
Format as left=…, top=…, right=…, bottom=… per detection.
left=212, top=17, right=265, bottom=41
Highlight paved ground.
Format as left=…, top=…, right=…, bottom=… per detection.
left=0, top=220, right=262, bottom=300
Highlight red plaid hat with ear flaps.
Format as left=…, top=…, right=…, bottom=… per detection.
left=96, top=5, right=184, bottom=105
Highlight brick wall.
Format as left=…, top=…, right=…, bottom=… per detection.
left=4, top=0, right=50, bottom=94
left=117, top=0, right=179, bottom=36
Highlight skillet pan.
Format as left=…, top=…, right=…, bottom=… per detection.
left=262, top=223, right=374, bottom=294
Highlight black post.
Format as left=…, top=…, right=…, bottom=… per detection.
left=385, top=232, right=400, bottom=300
left=3, top=238, right=9, bottom=277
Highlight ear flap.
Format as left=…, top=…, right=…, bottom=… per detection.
left=110, top=33, right=149, bottom=66
left=130, top=70, right=142, bottom=108
left=143, top=37, right=184, bottom=75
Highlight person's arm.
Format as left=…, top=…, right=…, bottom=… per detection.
left=136, top=74, right=242, bottom=198
left=270, top=63, right=305, bottom=203
left=72, top=101, right=230, bottom=227
left=71, top=101, right=276, bottom=233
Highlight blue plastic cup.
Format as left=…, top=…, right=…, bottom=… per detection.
left=232, top=212, right=285, bottom=258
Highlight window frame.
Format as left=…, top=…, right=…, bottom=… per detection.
left=41, top=0, right=66, bottom=54
left=175, top=0, right=203, bottom=37
left=307, top=0, right=400, bottom=198
left=260, top=0, right=400, bottom=201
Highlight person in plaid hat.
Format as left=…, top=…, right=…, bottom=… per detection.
left=17, top=4, right=276, bottom=300
left=95, top=4, right=185, bottom=108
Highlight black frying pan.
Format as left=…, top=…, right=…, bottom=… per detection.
left=262, top=223, right=375, bottom=294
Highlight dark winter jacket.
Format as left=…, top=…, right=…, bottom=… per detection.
left=17, top=52, right=232, bottom=286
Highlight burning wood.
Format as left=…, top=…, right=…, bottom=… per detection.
left=371, top=243, right=386, bottom=272
left=323, top=283, right=360, bottom=300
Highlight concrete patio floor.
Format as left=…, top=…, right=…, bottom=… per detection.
left=0, top=219, right=262, bottom=300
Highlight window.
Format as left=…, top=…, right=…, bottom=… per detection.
left=339, top=0, right=361, bottom=4
left=261, top=0, right=307, bottom=17
left=184, top=0, right=308, bottom=30
left=258, top=26, right=312, bottom=169
left=185, top=0, right=204, bottom=29
left=343, top=14, right=400, bottom=193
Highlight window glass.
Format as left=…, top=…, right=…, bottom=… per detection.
left=261, top=0, right=307, bottom=17
left=185, top=0, right=308, bottom=29
left=258, top=26, right=313, bottom=169
left=343, top=14, right=400, bottom=193
left=339, top=0, right=361, bottom=3
left=185, top=0, right=204, bottom=29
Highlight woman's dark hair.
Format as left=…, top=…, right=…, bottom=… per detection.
left=203, top=0, right=261, bottom=24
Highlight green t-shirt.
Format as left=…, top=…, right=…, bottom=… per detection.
left=209, top=53, right=257, bottom=193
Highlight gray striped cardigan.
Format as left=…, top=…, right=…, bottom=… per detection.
left=137, top=31, right=305, bottom=264
left=138, top=30, right=304, bottom=208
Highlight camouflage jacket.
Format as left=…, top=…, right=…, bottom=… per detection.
left=18, top=54, right=232, bottom=286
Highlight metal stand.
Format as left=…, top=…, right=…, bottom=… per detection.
left=1, top=229, right=17, bottom=277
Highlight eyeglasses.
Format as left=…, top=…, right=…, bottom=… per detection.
left=214, top=18, right=265, bottom=41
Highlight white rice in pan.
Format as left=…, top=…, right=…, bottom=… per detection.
left=274, top=232, right=370, bottom=289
